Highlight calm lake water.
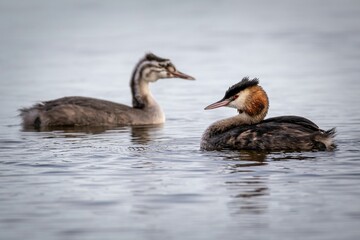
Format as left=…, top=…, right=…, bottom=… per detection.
left=1, top=0, right=360, bottom=239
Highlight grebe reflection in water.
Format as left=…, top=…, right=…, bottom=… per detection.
left=201, top=78, right=336, bottom=151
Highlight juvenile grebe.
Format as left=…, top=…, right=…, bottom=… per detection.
left=201, top=77, right=336, bottom=151
left=20, top=53, right=195, bottom=128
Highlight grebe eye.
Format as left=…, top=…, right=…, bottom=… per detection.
left=232, top=95, right=239, bottom=100
left=168, top=66, right=175, bottom=72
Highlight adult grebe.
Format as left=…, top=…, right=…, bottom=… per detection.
left=201, top=77, right=336, bottom=151
left=20, top=53, right=195, bottom=128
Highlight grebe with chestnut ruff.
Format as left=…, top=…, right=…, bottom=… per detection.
left=201, top=78, right=336, bottom=151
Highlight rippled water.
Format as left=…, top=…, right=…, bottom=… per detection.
left=1, top=0, right=360, bottom=239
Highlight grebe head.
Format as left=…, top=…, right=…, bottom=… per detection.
left=134, top=53, right=195, bottom=83
left=204, top=77, right=269, bottom=124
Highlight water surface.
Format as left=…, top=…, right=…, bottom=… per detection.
left=1, top=1, right=360, bottom=239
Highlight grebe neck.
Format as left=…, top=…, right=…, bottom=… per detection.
left=130, top=60, right=159, bottom=109
left=204, top=114, right=258, bottom=138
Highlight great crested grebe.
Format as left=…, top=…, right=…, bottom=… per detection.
left=20, top=53, right=195, bottom=128
left=201, top=77, right=336, bottom=151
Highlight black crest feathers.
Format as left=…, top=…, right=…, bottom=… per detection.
left=223, top=77, right=259, bottom=99
left=145, top=52, right=169, bottom=62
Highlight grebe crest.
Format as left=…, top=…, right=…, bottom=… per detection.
left=205, top=77, right=269, bottom=124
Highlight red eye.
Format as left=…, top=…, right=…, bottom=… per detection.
left=232, top=95, right=239, bottom=100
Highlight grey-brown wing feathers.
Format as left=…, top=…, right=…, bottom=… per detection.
left=20, top=96, right=136, bottom=127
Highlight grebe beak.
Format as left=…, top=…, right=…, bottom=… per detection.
left=168, top=69, right=195, bottom=80
left=204, top=98, right=231, bottom=110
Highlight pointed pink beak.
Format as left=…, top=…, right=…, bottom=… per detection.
left=204, top=99, right=231, bottom=110
left=168, top=69, right=195, bottom=80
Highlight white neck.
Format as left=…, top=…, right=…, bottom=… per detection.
left=136, top=80, right=159, bottom=108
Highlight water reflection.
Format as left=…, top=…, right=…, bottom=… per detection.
left=21, top=125, right=116, bottom=134
left=221, top=151, right=269, bottom=215
left=21, top=124, right=164, bottom=144
left=269, top=152, right=317, bottom=161
left=226, top=177, right=269, bottom=215
left=130, top=124, right=163, bottom=144
left=223, top=151, right=268, bottom=173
